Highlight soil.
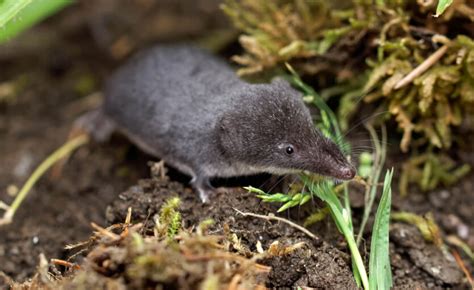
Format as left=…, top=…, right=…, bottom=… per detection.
left=1, top=1, right=473, bottom=289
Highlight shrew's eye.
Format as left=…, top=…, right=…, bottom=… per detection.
left=286, top=145, right=294, bottom=155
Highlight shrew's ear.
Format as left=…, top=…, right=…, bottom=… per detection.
left=271, top=77, right=303, bottom=101
left=217, top=114, right=241, bottom=153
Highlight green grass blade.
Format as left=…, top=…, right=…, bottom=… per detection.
left=0, top=0, right=72, bottom=43
left=303, top=177, right=369, bottom=289
left=435, top=0, right=453, bottom=17
left=369, top=169, right=394, bottom=290
left=357, top=125, right=387, bottom=246
left=344, top=184, right=362, bottom=288
left=0, top=0, right=32, bottom=27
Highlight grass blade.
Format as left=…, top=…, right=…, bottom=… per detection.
left=0, top=0, right=32, bottom=27
left=0, top=0, right=72, bottom=43
left=435, top=0, right=453, bottom=17
left=357, top=125, right=387, bottom=246
left=303, top=177, right=369, bottom=290
left=369, top=169, right=394, bottom=290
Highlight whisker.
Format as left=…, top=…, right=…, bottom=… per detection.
left=351, top=146, right=377, bottom=150
left=264, top=175, right=287, bottom=193
left=339, top=94, right=366, bottom=120
left=285, top=175, right=299, bottom=193
left=351, top=140, right=392, bottom=146
left=333, top=111, right=389, bottom=145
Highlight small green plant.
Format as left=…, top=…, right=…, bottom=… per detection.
left=399, top=152, right=471, bottom=196
left=246, top=67, right=393, bottom=289
left=0, top=0, right=72, bottom=43
left=155, top=197, right=182, bottom=239
left=391, top=211, right=443, bottom=247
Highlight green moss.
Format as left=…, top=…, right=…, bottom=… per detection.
left=224, top=0, right=474, bottom=193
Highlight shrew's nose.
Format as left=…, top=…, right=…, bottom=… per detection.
left=340, top=166, right=356, bottom=180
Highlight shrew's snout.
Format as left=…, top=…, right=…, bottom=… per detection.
left=338, top=165, right=356, bottom=180
left=319, top=139, right=357, bottom=180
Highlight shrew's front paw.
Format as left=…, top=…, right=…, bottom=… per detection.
left=196, top=187, right=214, bottom=203
left=191, top=176, right=214, bottom=203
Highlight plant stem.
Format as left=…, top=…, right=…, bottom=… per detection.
left=332, top=203, right=369, bottom=290
left=357, top=125, right=386, bottom=246
left=0, top=134, right=89, bottom=226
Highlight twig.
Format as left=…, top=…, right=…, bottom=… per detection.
left=66, top=247, right=90, bottom=262
left=452, top=250, right=474, bottom=289
left=65, top=240, right=91, bottom=250
left=91, top=222, right=120, bottom=240
left=446, top=235, right=474, bottom=262
left=227, top=274, right=242, bottom=290
left=120, top=207, right=134, bottom=238
left=0, top=135, right=89, bottom=226
left=394, top=44, right=448, bottom=90
left=184, top=252, right=271, bottom=272
left=233, top=208, right=319, bottom=241
left=51, top=259, right=81, bottom=270
left=125, top=207, right=132, bottom=224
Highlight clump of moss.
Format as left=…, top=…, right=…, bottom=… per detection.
left=221, top=0, right=368, bottom=79
left=399, top=152, right=471, bottom=196
left=363, top=35, right=474, bottom=152
left=155, top=196, right=181, bottom=239
left=223, top=0, right=474, bottom=192
left=5, top=199, right=269, bottom=290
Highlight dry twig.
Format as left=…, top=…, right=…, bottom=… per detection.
left=184, top=252, right=271, bottom=273
left=233, top=208, right=319, bottom=241
left=452, top=250, right=474, bottom=289
left=51, top=259, right=81, bottom=270
left=394, top=44, right=449, bottom=89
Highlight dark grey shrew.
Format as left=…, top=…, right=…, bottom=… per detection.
left=75, top=44, right=356, bottom=202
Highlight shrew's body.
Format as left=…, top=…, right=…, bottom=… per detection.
left=76, top=45, right=355, bottom=201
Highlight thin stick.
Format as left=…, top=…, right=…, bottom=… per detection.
left=91, top=222, right=120, bottom=240
left=65, top=240, right=91, bottom=250
left=125, top=207, right=132, bottom=224
left=51, top=259, right=81, bottom=270
left=227, top=274, right=242, bottom=290
left=233, top=208, right=319, bottom=241
left=184, top=252, right=271, bottom=272
left=394, top=44, right=448, bottom=90
left=0, top=135, right=89, bottom=226
left=452, top=250, right=474, bottom=289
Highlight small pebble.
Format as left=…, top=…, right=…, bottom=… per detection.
left=13, top=153, right=33, bottom=178
left=6, top=184, right=18, bottom=196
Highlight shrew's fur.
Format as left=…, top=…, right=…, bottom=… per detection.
left=77, top=45, right=355, bottom=201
